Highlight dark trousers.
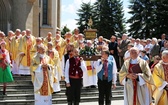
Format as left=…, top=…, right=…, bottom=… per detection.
left=113, top=55, right=119, bottom=70
left=67, top=78, right=82, bottom=103
left=98, top=78, right=112, bottom=105
left=119, top=56, right=124, bottom=69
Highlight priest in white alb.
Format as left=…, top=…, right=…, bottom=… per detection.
left=31, top=44, right=54, bottom=105
left=119, top=47, right=154, bottom=105
left=18, top=29, right=36, bottom=75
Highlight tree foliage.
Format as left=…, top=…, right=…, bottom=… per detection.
left=128, top=0, right=168, bottom=38
left=76, top=0, right=126, bottom=39
left=76, top=2, right=94, bottom=33
left=61, top=25, right=70, bottom=36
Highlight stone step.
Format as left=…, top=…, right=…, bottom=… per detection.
left=12, top=75, right=31, bottom=80
left=0, top=95, right=124, bottom=105
left=0, top=75, right=124, bottom=104
left=0, top=87, right=123, bottom=95
left=0, top=85, right=124, bottom=94
left=0, top=90, right=124, bottom=100
left=0, top=84, right=65, bottom=89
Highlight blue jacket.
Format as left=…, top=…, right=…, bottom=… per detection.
left=98, top=58, right=113, bottom=82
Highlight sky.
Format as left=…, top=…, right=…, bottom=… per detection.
left=61, top=0, right=131, bottom=31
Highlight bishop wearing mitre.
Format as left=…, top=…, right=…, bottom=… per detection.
left=31, top=44, right=54, bottom=105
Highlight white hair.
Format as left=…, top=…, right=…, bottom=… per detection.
left=36, top=37, right=42, bottom=41
left=47, top=42, right=53, bottom=46
left=65, top=32, right=72, bottom=35
left=162, top=50, right=168, bottom=57
left=16, top=29, right=21, bottom=32
left=130, top=47, right=139, bottom=53
left=152, top=38, right=158, bottom=44
left=37, top=44, right=46, bottom=50
left=102, top=45, right=109, bottom=51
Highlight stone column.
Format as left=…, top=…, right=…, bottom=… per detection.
left=57, top=0, right=61, bottom=28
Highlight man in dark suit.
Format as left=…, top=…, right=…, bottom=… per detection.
left=108, top=35, right=119, bottom=69
left=117, top=34, right=130, bottom=68
left=158, top=33, right=166, bottom=52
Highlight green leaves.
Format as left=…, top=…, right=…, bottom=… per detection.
left=76, top=0, right=126, bottom=39
left=79, top=46, right=98, bottom=56
left=128, top=0, right=168, bottom=38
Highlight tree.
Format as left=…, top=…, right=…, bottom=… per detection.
left=76, top=2, right=94, bottom=33
left=152, top=0, right=168, bottom=38
left=76, top=0, right=126, bottom=39
left=61, top=25, right=70, bottom=36
left=127, top=0, right=155, bottom=39
left=93, top=0, right=126, bottom=39
left=112, top=0, right=126, bottom=37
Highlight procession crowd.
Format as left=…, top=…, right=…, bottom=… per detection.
left=0, top=28, right=168, bottom=105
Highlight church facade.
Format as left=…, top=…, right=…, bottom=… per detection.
left=0, top=0, right=61, bottom=37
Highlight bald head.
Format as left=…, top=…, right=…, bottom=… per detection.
left=15, top=29, right=21, bottom=36
left=26, top=29, right=31, bottom=36
left=130, top=47, right=139, bottom=59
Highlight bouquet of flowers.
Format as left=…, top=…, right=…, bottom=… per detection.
left=79, top=46, right=101, bottom=61
left=79, top=46, right=98, bottom=56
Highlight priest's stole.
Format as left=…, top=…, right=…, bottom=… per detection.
left=86, top=61, right=96, bottom=76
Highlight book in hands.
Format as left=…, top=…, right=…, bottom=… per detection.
left=131, top=64, right=142, bottom=74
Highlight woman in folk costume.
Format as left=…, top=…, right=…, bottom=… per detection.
left=0, top=40, right=13, bottom=95
left=18, top=29, right=36, bottom=75
left=152, top=50, right=168, bottom=105
left=47, top=42, right=61, bottom=93
left=30, top=44, right=54, bottom=105
left=119, top=47, right=154, bottom=105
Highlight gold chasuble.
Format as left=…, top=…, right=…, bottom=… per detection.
left=54, top=38, right=66, bottom=61
left=31, top=54, right=54, bottom=105
left=43, top=37, right=53, bottom=46
left=39, top=65, right=52, bottom=96
left=10, top=36, right=21, bottom=61
left=119, top=57, right=154, bottom=105
left=5, top=36, right=12, bottom=52
left=18, top=35, right=36, bottom=67
left=152, top=61, right=168, bottom=105
left=31, top=53, right=54, bottom=95
left=46, top=49, right=62, bottom=81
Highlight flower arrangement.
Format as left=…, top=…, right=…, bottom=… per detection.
left=79, top=45, right=101, bottom=61
left=79, top=46, right=98, bottom=56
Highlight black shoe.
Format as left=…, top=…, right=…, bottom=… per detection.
left=90, top=85, right=96, bottom=88
left=3, top=92, right=6, bottom=95
left=53, top=91, right=60, bottom=94
left=74, top=102, right=79, bottom=105
left=68, top=102, right=72, bottom=105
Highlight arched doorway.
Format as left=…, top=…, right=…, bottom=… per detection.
left=0, top=0, right=11, bottom=35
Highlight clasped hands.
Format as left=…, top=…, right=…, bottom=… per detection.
left=42, top=64, right=48, bottom=68
left=41, top=61, right=48, bottom=68
left=126, top=73, right=138, bottom=80
left=20, top=52, right=25, bottom=57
